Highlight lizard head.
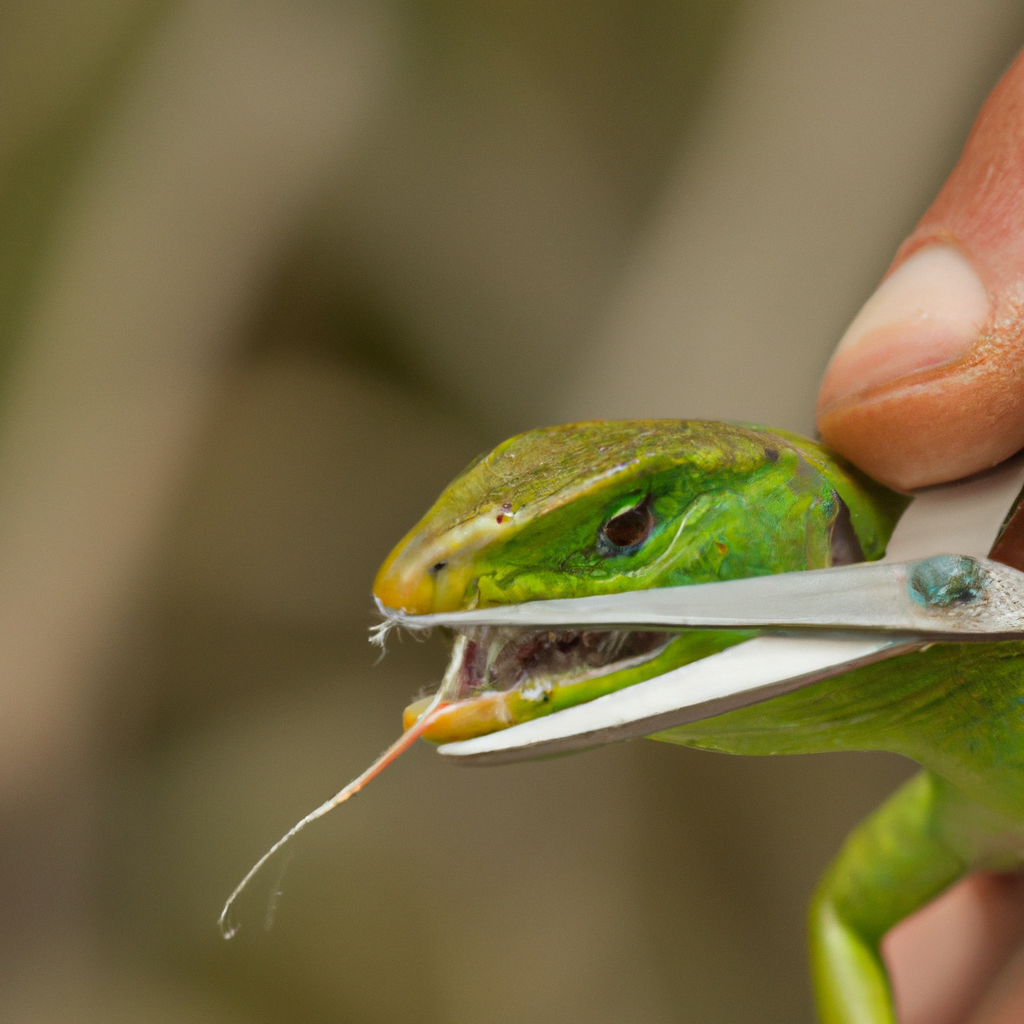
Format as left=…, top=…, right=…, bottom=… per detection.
left=373, top=420, right=907, bottom=743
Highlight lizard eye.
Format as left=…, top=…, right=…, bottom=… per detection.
left=600, top=497, right=654, bottom=554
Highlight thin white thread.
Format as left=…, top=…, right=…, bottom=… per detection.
left=219, top=634, right=468, bottom=939
left=263, top=850, right=293, bottom=932
left=218, top=692, right=442, bottom=939
left=368, top=617, right=397, bottom=648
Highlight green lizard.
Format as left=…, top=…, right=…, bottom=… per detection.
left=373, top=419, right=1024, bottom=1024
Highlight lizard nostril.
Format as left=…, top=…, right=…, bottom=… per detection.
left=429, top=561, right=448, bottom=575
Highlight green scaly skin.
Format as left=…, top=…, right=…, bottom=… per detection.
left=373, top=420, right=1024, bottom=1024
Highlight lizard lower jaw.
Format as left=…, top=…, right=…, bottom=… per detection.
left=403, top=626, right=672, bottom=742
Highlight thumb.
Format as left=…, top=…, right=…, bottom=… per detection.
left=817, top=48, right=1024, bottom=491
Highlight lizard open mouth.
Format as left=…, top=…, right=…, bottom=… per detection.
left=447, top=626, right=673, bottom=699
left=402, top=626, right=680, bottom=742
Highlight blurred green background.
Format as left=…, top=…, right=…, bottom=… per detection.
left=1, top=2, right=1023, bottom=1021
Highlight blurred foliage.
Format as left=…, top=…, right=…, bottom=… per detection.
left=398, top=0, right=741, bottom=213
left=0, top=0, right=165, bottom=375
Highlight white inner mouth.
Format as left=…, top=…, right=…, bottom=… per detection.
left=447, top=626, right=673, bottom=700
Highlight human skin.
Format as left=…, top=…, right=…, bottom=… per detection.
left=818, top=44, right=1024, bottom=1024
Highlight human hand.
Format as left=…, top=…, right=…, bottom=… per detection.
left=817, top=46, right=1024, bottom=1024
left=818, top=47, right=1024, bottom=493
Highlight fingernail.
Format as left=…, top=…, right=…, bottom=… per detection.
left=817, top=246, right=990, bottom=413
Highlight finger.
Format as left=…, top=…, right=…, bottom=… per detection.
left=817, top=49, right=1024, bottom=490
left=881, top=872, right=1024, bottom=1024
left=968, top=935, right=1024, bottom=1024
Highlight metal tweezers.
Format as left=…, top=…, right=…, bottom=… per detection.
left=383, top=453, right=1024, bottom=765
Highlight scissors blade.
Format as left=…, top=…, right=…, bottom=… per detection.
left=381, top=556, right=1024, bottom=639
left=882, top=449, right=1024, bottom=564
